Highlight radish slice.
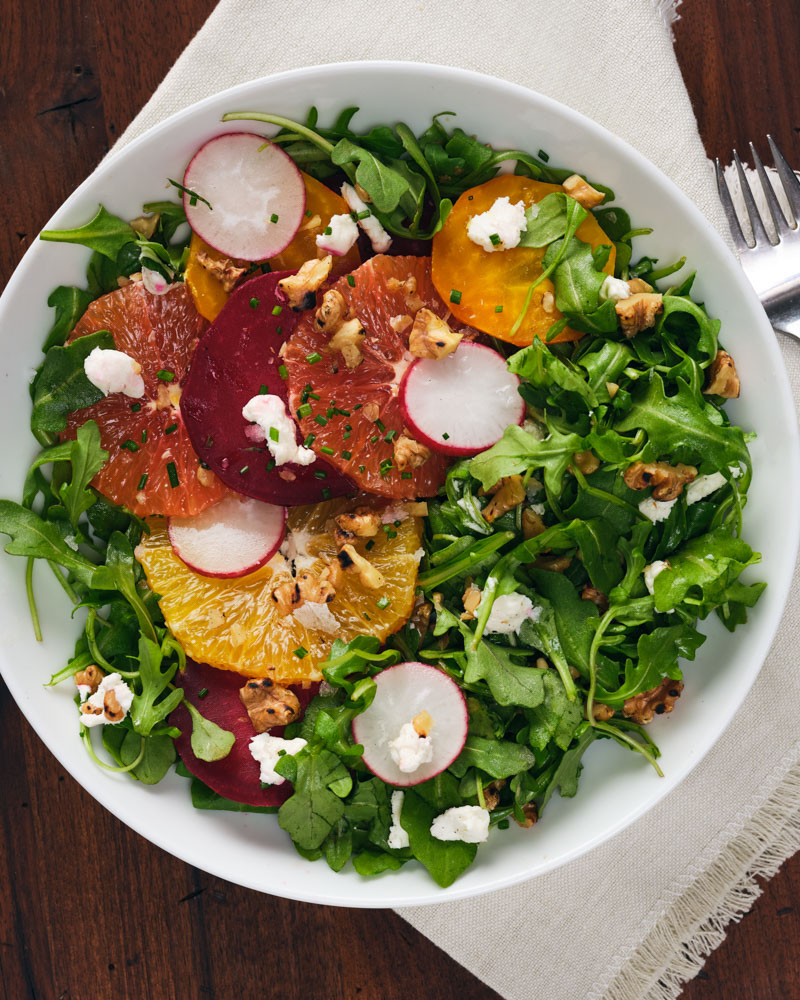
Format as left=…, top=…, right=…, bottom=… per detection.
left=400, top=342, right=525, bottom=456
left=182, top=133, right=305, bottom=261
left=352, top=662, right=468, bottom=787
left=168, top=495, right=285, bottom=578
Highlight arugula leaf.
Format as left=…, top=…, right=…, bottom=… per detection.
left=595, top=624, right=704, bottom=707
left=609, top=520, right=653, bottom=603
left=526, top=569, right=597, bottom=676
left=526, top=670, right=585, bottom=751
left=398, top=788, right=477, bottom=887
left=549, top=236, right=608, bottom=316
left=516, top=592, right=577, bottom=692
left=128, top=637, right=183, bottom=737
left=43, top=286, right=94, bottom=351
left=352, top=851, right=406, bottom=876
left=58, top=421, right=107, bottom=528
left=540, top=727, right=597, bottom=810
left=463, top=634, right=545, bottom=709
left=518, top=193, right=587, bottom=248
left=120, top=730, right=175, bottom=784
left=40, top=206, right=136, bottom=261
left=331, top=138, right=409, bottom=214
left=277, top=746, right=352, bottom=850
left=189, top=776, right=279, bottom=813
left=184, top=700, right=235, bottom=761
left=450, top=735, right=536, bottom=779
left=658, top=293, right=720, bottom=363
left=92, top=532, right=157, bottom=641
left=508, top=338, right=598, bottom=410
left=578, top=341, right=634, bottom=396
left=0, top=500, right=97, bottom=585
left=324, top=817, right=353, bottom=872
left=30, top=330, right=114, bottom=440
left=470, top=424, right=584, bottom=496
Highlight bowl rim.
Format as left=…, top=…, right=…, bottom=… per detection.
left=2, top=59, right=797, bottom=908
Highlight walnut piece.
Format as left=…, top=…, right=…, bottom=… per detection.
left=461, top=582, right=482, bottom=621
left=484, top=779, right=506, bottom=812
left=541, top=290, right=555, bottom=314
left=393, top=434, right=431, bottom=472
left=483, top=475, right=526, bottom=523
left=362, top=401, right=381, bottom=423
left=74, top=663, right=104, bottom=694
left=239, top=678, right=301, bottom=734
left=412, top=710, right=433, bottom=738
left=572, top=450, right=600, bottom=476
left=522, top=507, right=546, bottom=539
left=623, top=460, right=697, bottom=501
left=581, top=586, right=609, bottom=613
left=623, top=678, right=684, bottom=725
left=314, top=289, right=348, bottom=334
left=195, top=250, right=248, bottom=293
left=103, top=690, right=125, bottom=724
left=515, top=802, right=538, bottom=829
left=605, top=381, right=620, bottom=399
left=562, top=174, right=605, bottom=209
left=626, top=277, right=654, bottom=294
left=271, top=570, right=335, bottom=616
left=278, top=255, right=332, bottom=310
left=592, top=702, right=615, bottom=721
left=408, top=308, right=463, bottom=360
left=129, top=214, right=159, bottom=240
left=389, top=314, right=413, bottom=333
left=335, top=507, right=381, bottom=538
left=410, top=598, right=433, bottom=640
left=532, top=554, right=572, bottom=573
left=703, top=349, right=740, bottom=398
left=615, top=292, right=664, bottom=338
left=328, top=317, right=365, bottom=370
left=337, top=544, right=386, bottom=589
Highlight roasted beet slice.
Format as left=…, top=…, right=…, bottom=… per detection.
left=181, top=271, right=354, bottom=506
left=171, top=658, right=317, bottom=807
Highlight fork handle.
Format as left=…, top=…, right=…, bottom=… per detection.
left=768, top=309, right=800, bottom=340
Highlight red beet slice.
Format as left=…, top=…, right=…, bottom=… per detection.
left=181, top=271, right=354, bottom=505
left=171, top=658, right=318, bottom=807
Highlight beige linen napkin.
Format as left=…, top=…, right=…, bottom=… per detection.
left=114, top=2, right=800, bottom=997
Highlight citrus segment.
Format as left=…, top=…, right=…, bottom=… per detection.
left=284, top=255, right=465, bottom=499
left=135, top=496, right=424, bottom=683
left=431, top=175, right=615, bottom=346
left=184, top=233, right=239, bottom=322
left=64, top=281, right=228, bottom=517
left=180, top=271, right=354, bottom=506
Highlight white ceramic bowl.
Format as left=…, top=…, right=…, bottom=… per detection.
left=1, top=62, right=797, bottom=908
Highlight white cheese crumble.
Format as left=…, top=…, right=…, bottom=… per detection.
left=141, top=266, right=173, bottom=295
left=316, top=213, right=359, bottom=255
left=638, top=497, right=677, bottom=523
left=340, top=183, right=392, bottom=252
left=484, top=593, right=536, bottom=635
left=412, top=547, right=425, bottom=565
left=242, top=394, right=316, bottom=467
left=389, top=722, right=434, bottom=774
left=685, top=472, right=727, bottom=505
left=598, top=275, right=631, bottom=303
left=522, top=418, right=546, bottom=441
left=430, top=805, right=490, bottom=843
left=292, top=600, right=339, bottom=634
left=248, top=733, right=307, bottom=785
left=76, top=684, right=91, bottom=702
left=529, top=503, right=546, bottom=516
left=388, top=790, right=410, bottom=849
left=467, top=196, right=527, bottom=252
left=80, top=673, right=134, bottom=728
left=643, top=560, right=669, bottom=596
left=381, top=504, right=410, bottom=524
left=84, top=347, right=145, bottom=398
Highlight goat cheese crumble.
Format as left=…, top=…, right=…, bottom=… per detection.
left=643, top=560, right=669, bottom=596
left=430, top=805, right=490, bottom=843
left=242, top=394, right=316, bottom=467
left=79, top=673, right=134, bottom=728
left=249, top=734, right=308, bottom=785
left=467, top=196, right=527, bottom=252
left=388, top=790, right=410, bottom=849
left=84, top=347, right=145, bottom=398
left=292, top=600, right=339, bottom=634
left=685, top=471, right=728, bottom=505
left=484, top=592, right=536, bottom=634
left=638, top=497, right=677, bottom=523
left=141, top=266, right=173, bottom=296
left=598, top=275, right=631, bottom=303
left=389, top=722, right=434, bottom=774
left=341, top=183, right=392, bottom=252
left=316, top=213, right=359, bottom=255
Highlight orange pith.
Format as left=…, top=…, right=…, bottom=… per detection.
left=134, top=496, right=424, bottom=683
left=65, top=282, right=228, bottom=517
left=431, top=175, right=615, bottom=346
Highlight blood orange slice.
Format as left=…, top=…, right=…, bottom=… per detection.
left=284, top=255, right=467, bottom=499
left=135, top=495, right=424, bottom=683
left=64, top=281, right=228, bottom=517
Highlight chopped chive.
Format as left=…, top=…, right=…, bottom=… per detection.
left=383, top=526, right=397, bottom=539
left=363, top=613, right=371, bottom=621
left=538, top=149, right=550, bottom=162
left=293, top=646, right=308, bottom=659
left=200, top=461, right=210, bottom=469
left=358, top=465, right=366, bottom=473
left=270, top=213, right=279, bottom=223
left=141, top=429, right=147, bottom=443
left=343, top=429, right=351, bottom=440
left=130, top=403, right=141, bottom=412
left=323, top=226, right=332, bottom=236
left=239, top=465, right=249, bottom=474
left=305, top=209, right=312, bottom=218
left=121, top=439, right=139, bottom=452
left=350, top=211, right=359, bottom=222
left=278, top=364, right=288, bottom=380
left=336, top=408, right=351, bottom=417
left=370, top=435, right=378, bottom=444
left=341, top=450, right=352, bottom=460
left=375, top=418, right=386, bottom=432
left=297, top=403, right=312, bottom=419
left=384, top=429, right=397, bottom=443
left=260, top=384, right=269, bottom=394
left=303, top=434, right=316, bottom=447
left=489, top=233, right=501, bottom=246
left=321, top=487, right=331, bottom=499
left=326, top=406, right=335, bottom=418
left=198, top=687, right=209, bottom=699
left=276, top=325, right=283, bottom=335
left=156, top=369, right=175, bottom=382
left=308, top=391, right=320, bottom=401
left=357, top=209, right=371, bottom=220
left=401, top=471, right=412, bottom=479
left=261, top=262, right=271, bottom=273
left=442, top=432, right=450, bottom=440
left=166, top=462, right=179, bottom=488
left=314, top=415, right=328, bottom=426
left=266, top=459, right=276, bottom=471
left=137, top=473, right=148, bottom=490
left=347, top=274, right=356, bottom=287
left=494, top=304, right=504, bottom=313
left=164, top=424, right=178, bottom=435
left=269, top=427, right=280, bottom=442
left=365, top=540, right=375, bottom=551
left=320, top=446, right=334, bottom=456
left=377, top=596, right=391, bottom=609
left=249, top=297, right=260, bottom=309
left=272, top=305, right=283, bottom=316
left=449, top=289, right=462, bottom=304
left=379, top=460, right=393, bottom=477
left=307, top=352, right=322, bottom=365
left=314, top=470, right=327, bottom=479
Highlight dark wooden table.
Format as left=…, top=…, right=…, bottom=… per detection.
left=2, top=2, right=799, bottom=997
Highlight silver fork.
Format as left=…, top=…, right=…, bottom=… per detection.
left=715, top=135, right=800, bottom=339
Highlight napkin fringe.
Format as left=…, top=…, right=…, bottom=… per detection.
left=592, top=748, right=800, bottom=1000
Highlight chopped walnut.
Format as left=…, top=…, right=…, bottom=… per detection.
left=271, top=579, right=302, bottom=617
left=320, top=559, right=343, bottom=591
left=581, top=586, right=609, bottom=613
left=387, top=274, right=424, bottom=311
left=103, top=690, right=125, bottom=724
left=562, top=174, right=605, bottom=209
left=522, top=507, right=547, bottom=539
left=389, top=314, right=413, bottom=333
left=405, top=501, right=429, bottom=517
left=299, top=213, right=322, bottom=231
left=413, top=710, right=433, bottom=738
left=615, top=292, right=664, bottom=338
left=393, top=434, right=431, bottom=472
left=483, top=475, right=526, bottom=523
left=362, top=401, right=381, bottom=423
left=484, top=779, right=506, bottom=812
left=623, top=460, right=697, bottom=501
left=408, top=308, right=463, bottom=360
left=605, top=381, right=620, bottom=399
left=410, top=598, right=433, bottom=640
left=569, top=665, right=581, bottom=680
left=129, top=214, right=159, bottom=240
left=542, top=290, right=555, bottom=314
left=461, top=582, right=482, bottom=621
left=592, top=702, right=615, bottom=722
left=239, top=678, right=301, bottom=734
left=74, top=663, right=104, bottom=694
left=278, top=255, right=332, bottom=310
left=572, top=450, right=600, bottom=476
left=335, top=507, right=381, bottom=538
left=195, top=250, right=248, bottom=293
left=535, top=657, right=549, bottom=670
left=623, top=678, right=684, bottom=724
left=532, top=554, right=572, bottom=573
left=703, top=349, right=740, bottom=398
left=196, top=465, right=216, bottom=488
left=355, top=182, right=371, bottom=203
left=154, top=382, right=182, bottom=411
left=337, top=544, right=386, bottom=589
left=296, top=571, right=335, bottom=605
left=315, top=289, right=348, bottom=333
left=626, top=277, right=654, bottom=294
left=328, top=317, right=366, bottom=370
left=515, top=802, right=538, bottom=829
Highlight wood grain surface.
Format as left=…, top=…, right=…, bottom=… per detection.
left=1, top=2, right=799, bottom=998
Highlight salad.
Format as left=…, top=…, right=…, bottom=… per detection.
left=0, top=106, right=764, bottom=888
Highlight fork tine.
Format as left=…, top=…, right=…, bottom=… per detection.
left=714, top=157, right=750, bottom=252
left=733, top=149, right=773, bottom=246
left=750, top=141, right=793, bottom=237
left=767, top=134, right=800, bottom=224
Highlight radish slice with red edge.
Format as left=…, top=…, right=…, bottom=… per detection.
left=400, top=341, right=525, bottom=457
left=168, top=495, right=285, bottom=578
left=182, top=133, right=305, bottom=261
left=352, top=662, right=468, bottom=787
